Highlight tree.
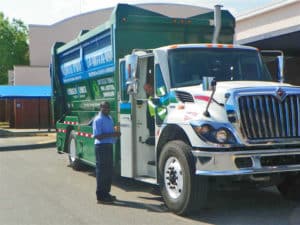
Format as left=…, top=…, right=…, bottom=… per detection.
left=0, top=12, right=29, bottom=84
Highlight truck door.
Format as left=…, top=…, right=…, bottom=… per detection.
left=119, top=54, right=156, bottom=182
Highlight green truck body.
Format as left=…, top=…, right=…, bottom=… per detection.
left=51, top=4, right=234, bottom=168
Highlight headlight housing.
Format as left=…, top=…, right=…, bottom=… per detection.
left=216, top=129, right=228, bottom=143
left=192, top=123, right=236, bottom=144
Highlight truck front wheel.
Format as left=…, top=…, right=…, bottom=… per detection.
left=158, top=140, right=209, bottom=215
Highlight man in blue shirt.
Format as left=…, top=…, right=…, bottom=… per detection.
left=93, top=101, right=120, bottom=204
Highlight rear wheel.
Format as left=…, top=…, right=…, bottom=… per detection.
left=68, top=130, right=82, bottom=170
left=158, top=140, right=209, bottom=215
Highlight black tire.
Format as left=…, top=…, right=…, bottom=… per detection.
left=68, top=130, right=82, bottom=170
left=277, top=173, right=300, bottom=201
left=158, top=140, right=209, bottom=215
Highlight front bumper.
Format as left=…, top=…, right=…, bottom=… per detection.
left=193, top=147, right=300, bottom=176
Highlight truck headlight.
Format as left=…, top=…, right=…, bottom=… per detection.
left=193, top=124, right=212, bottom=136
left=216, top=129, right=228, bottom=143
left=192, top=124, right=236, bottom=144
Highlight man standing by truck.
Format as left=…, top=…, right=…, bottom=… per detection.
left=92, top=101, right=120, bottom=204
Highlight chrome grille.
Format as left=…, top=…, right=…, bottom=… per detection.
left=238, top=95, right=300, bottom=139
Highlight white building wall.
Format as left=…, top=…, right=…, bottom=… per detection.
left=29, top=8, right=112, bottom=67
left=13, top=66, right=49, bottom=85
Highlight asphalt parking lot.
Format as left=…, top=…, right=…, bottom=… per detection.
left=1, top=128, right=300, bottom=225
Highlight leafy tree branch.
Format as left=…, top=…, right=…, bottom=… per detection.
left=0, top=13, right=29, bottom=84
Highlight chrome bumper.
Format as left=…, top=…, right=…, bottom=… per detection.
left=193, top=147, right=300, bottom=176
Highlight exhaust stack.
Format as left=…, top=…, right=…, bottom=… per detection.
left=212, top=5, right=223, bottom=44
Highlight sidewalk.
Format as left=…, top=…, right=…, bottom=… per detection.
left=0, top=127, right=55, bottom=137
left=0, top=123, right=56, bottom=150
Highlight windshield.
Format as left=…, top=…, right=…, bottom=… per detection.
left=168, top=48, right=272, bottom=88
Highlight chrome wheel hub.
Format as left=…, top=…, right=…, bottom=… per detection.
left=164, top=156, right=184, bottom=199
left=69, top=138, right=76, bottom=162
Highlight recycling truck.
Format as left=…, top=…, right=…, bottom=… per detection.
left=51, top=4, right=300, bottom=215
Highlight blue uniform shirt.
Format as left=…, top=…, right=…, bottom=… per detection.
left=92, top=112, right=115, bottom=145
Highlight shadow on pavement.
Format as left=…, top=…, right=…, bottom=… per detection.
left=100, top=199, right=169, bottom=213
left=0, top=142, right=56, bottom=151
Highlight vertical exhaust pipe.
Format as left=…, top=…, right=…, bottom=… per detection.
left=212, top=5, right=223, bottom=44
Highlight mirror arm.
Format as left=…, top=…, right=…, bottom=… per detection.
left=212, top=98, right=224, bottom=106
left=203, top=79, right=217, bottom=117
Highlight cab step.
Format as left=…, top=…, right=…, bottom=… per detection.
left=135, top=176, right=157, bottom=184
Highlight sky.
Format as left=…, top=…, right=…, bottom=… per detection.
left=0, top=0, right=280, bottom=25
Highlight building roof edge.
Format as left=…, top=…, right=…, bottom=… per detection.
left=237, top=0, right=298, bottom=21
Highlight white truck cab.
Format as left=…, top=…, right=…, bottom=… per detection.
left=119, top=43, right=300, bottom=215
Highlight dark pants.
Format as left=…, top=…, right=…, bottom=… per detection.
left=146, top=105, right=155, bottom=136
left=95, top=143, right=113, bottom=199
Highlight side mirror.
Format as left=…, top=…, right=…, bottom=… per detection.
left=277, top=55, right=284, bottom=83
left=202, top=76, right=216, bottom=91
left=260, top=50, right=284, bottom=83
left=124, top=54, right=139, bottom=95
left=126, top=79, right=138, bottom=95
left=125, top=54, right=138, bottom=79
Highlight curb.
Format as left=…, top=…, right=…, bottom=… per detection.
left=0, top=131, right=56, bottom=138
left=0, top=141, right=56, bottom=151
